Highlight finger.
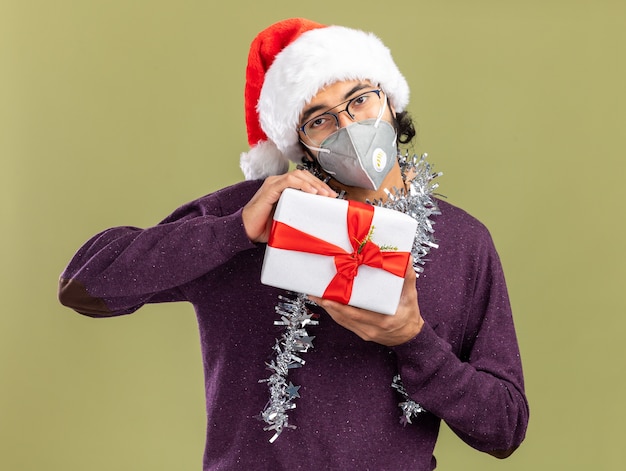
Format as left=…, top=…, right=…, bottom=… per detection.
left=311, top=297, right=371, bottom=339
left=310, top=295, right=387, bottom=328
left=398, top=264, right=418, bottom=306
left=243, top=171, right=337, bottom=242
left=272, top=170, right=337, bottom=197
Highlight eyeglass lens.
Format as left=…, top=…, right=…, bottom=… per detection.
left=302, top=90, right=382, bottom=144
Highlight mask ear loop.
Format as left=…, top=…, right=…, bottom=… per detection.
left=300, top=140, right=337, bottom=176
left=373, top=92, right=388, bottom=128
left=376, top=92, right=398, bottom=147
left=300, top=140, right=330, bottom=155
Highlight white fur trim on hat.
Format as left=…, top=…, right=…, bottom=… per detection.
left=258, top=25, right=409, bottom=165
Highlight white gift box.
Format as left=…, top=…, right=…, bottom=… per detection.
left=260, top=188, right=417, bottom=315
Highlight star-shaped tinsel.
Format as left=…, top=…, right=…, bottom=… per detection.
left=391, top=374, right=426, bottom=425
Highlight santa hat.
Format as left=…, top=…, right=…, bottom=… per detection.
left=240, top=18, right=410, bottom=180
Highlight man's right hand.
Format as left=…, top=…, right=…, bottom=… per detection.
left=242, top=170, right=337, bottom=243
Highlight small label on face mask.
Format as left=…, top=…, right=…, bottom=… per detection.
left=372, top=148, right=388, bottom=172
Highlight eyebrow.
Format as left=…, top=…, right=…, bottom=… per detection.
left=299, top=82, right=373, bottom=124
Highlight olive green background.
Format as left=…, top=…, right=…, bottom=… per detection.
left=2, top=0, right=624, bottom=469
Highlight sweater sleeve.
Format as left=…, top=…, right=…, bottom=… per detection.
left=58, top=181, right=261, bottom=317
left=392, top=221, right=529, bottom=457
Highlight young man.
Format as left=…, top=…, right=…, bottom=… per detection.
left=59, top=18, right=528, bottom=470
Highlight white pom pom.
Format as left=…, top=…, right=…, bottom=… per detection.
left=240, top=140, right=290, bottom=180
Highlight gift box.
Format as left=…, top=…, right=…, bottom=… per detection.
left=260, top=188, right=417, bottom=315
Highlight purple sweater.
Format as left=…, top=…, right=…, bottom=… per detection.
left=59, top=179, right=528, bottom=470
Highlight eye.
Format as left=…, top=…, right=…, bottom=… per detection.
left=351, top=93, right=371, bottom=108
left=310, top=117, right=326, bottom=128
left=306, top=113, right=334, bottom=131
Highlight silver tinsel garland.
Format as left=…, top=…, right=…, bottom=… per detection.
left=258, top=293, right=319, bottom=443
left=259, top=153, right=441, bottom=441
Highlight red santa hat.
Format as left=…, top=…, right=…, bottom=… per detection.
left=240, top=18, right=410, bottom=180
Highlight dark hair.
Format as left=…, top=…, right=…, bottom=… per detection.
left=395, top=110, right=416, bottom=145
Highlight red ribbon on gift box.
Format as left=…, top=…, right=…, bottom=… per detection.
left=267, top=200, right=411, bottom=306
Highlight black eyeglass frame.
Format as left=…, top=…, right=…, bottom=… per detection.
left=297, top=89, right=384, bottom=140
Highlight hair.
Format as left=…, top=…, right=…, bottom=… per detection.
left=395, top=110, right=416, bottom=145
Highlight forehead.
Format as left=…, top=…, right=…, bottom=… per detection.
left=309, top=79, right=374, bottom=103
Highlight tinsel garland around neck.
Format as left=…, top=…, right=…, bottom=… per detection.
left=258, top=153, right=442, bottom=443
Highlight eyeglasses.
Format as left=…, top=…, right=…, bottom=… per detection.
left=298, top=89, right=384, bottom=145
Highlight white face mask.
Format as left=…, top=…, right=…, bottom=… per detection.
left=302, top=100, right=398, bottom=190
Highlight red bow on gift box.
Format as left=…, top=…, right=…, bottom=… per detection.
left=268, top=200, right=411, bottom=306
